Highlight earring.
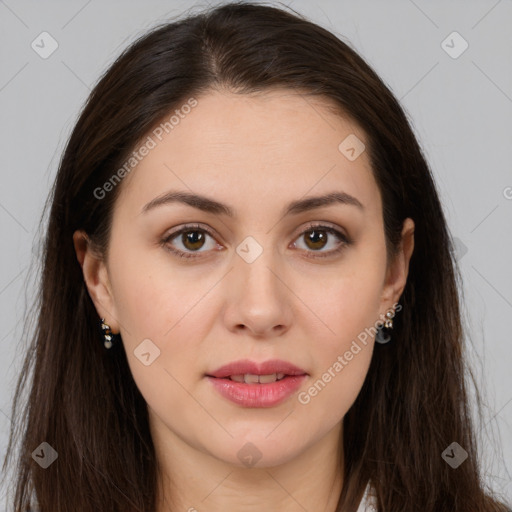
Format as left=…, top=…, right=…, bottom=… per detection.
left=375, top=308, right=396, bottom=344
left=100, top=318, right=120, bottom=349
left=384, top=310, right=394, bottom=329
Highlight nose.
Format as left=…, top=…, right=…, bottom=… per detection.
left=223, top=248, right=293, bottom=339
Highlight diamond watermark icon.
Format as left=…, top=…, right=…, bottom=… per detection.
left=134, top=338, right=161, bottom=366
left=452, top=237, right=468, bottom=261
left=236, top=236, right=263, bottom=264
left=338, top=134, right=366, bottom=161
left=441, top=441, right=468, bottom=468
left=31, top=32, right=59, bottom=59
left=237, top=442, right=263, bottom=467
left=32, top=442, right=58, bottom=469
left=441, top=31, right=468, bottom=59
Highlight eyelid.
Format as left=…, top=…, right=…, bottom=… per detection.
left=165, top=222, right=217, bottom=239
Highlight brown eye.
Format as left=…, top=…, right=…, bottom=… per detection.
left=292, top=224, right=350, bottom=259
left=162, top=224, right=218, bottom=259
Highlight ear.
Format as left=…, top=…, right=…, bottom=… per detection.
left=380, top=217, right=415, bottom=309
left=72, top=230, right=120, bottom=333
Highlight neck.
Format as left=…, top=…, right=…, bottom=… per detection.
left=153, top=422, right=344, bottom=512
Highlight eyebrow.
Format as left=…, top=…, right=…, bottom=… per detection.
left=141, top=190, right=364, bottom=217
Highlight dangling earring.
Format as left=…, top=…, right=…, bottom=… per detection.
left=375, top=308, right=396, bottom=344
left=100, top=318, right=120, bottom=349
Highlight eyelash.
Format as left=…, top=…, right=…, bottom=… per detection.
left=160, top=222, right=352, bottom=260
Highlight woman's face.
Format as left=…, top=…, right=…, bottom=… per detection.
left=75, top=88, right=414, bottom=469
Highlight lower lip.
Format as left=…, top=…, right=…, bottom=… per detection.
left=206, top=375, right=307, bottom=407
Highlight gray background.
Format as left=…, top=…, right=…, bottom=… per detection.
left=1, top=0, right=511, bottom=507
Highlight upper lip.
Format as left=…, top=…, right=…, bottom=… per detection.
left=206, top=359, right=308, bottom=378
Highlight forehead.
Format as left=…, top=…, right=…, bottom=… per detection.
left=114, top=88, right=380, bottom=219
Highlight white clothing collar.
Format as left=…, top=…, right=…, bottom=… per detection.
left=356, top=481, right=377, bottom=512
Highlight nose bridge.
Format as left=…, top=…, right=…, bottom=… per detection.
left=235, top=234, right=282, bottom=301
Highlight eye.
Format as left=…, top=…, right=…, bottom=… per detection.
left=161, top=224, right=220, bottom=259
left=291, top=223, right=351, bottom=259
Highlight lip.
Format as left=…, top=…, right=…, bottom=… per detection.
left=206, top=359, right=308, bottom=379
left=205, top=359, right=308, bottom=408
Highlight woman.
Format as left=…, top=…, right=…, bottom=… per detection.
left=2, top=2, right=510, bottom=511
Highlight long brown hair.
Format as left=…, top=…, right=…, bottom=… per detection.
left=2, top=2, right=510, bottom=511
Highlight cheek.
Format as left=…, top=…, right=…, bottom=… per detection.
left=107, top=242, right=221, bottom=396
left=295, top=255, right=384, bottom=418
left=300, top=343, right=373, bottom=421
left=302, top=256, right=386, bottom=346
left=108, top=238, right=210, bottom=342
left=298, top=295, right=376, bottom=426
left=109, top=253, right=209, bottom=418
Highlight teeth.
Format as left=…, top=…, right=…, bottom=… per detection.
left=228, top=373, right=287, bottom=383
left=258, top=373, right=277, bottom=384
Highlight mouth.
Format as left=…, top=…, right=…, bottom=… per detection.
left=205, top=359, right=308, bottom=407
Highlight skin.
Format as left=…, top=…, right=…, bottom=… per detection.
left=73, top=88, right=414, bottom=512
